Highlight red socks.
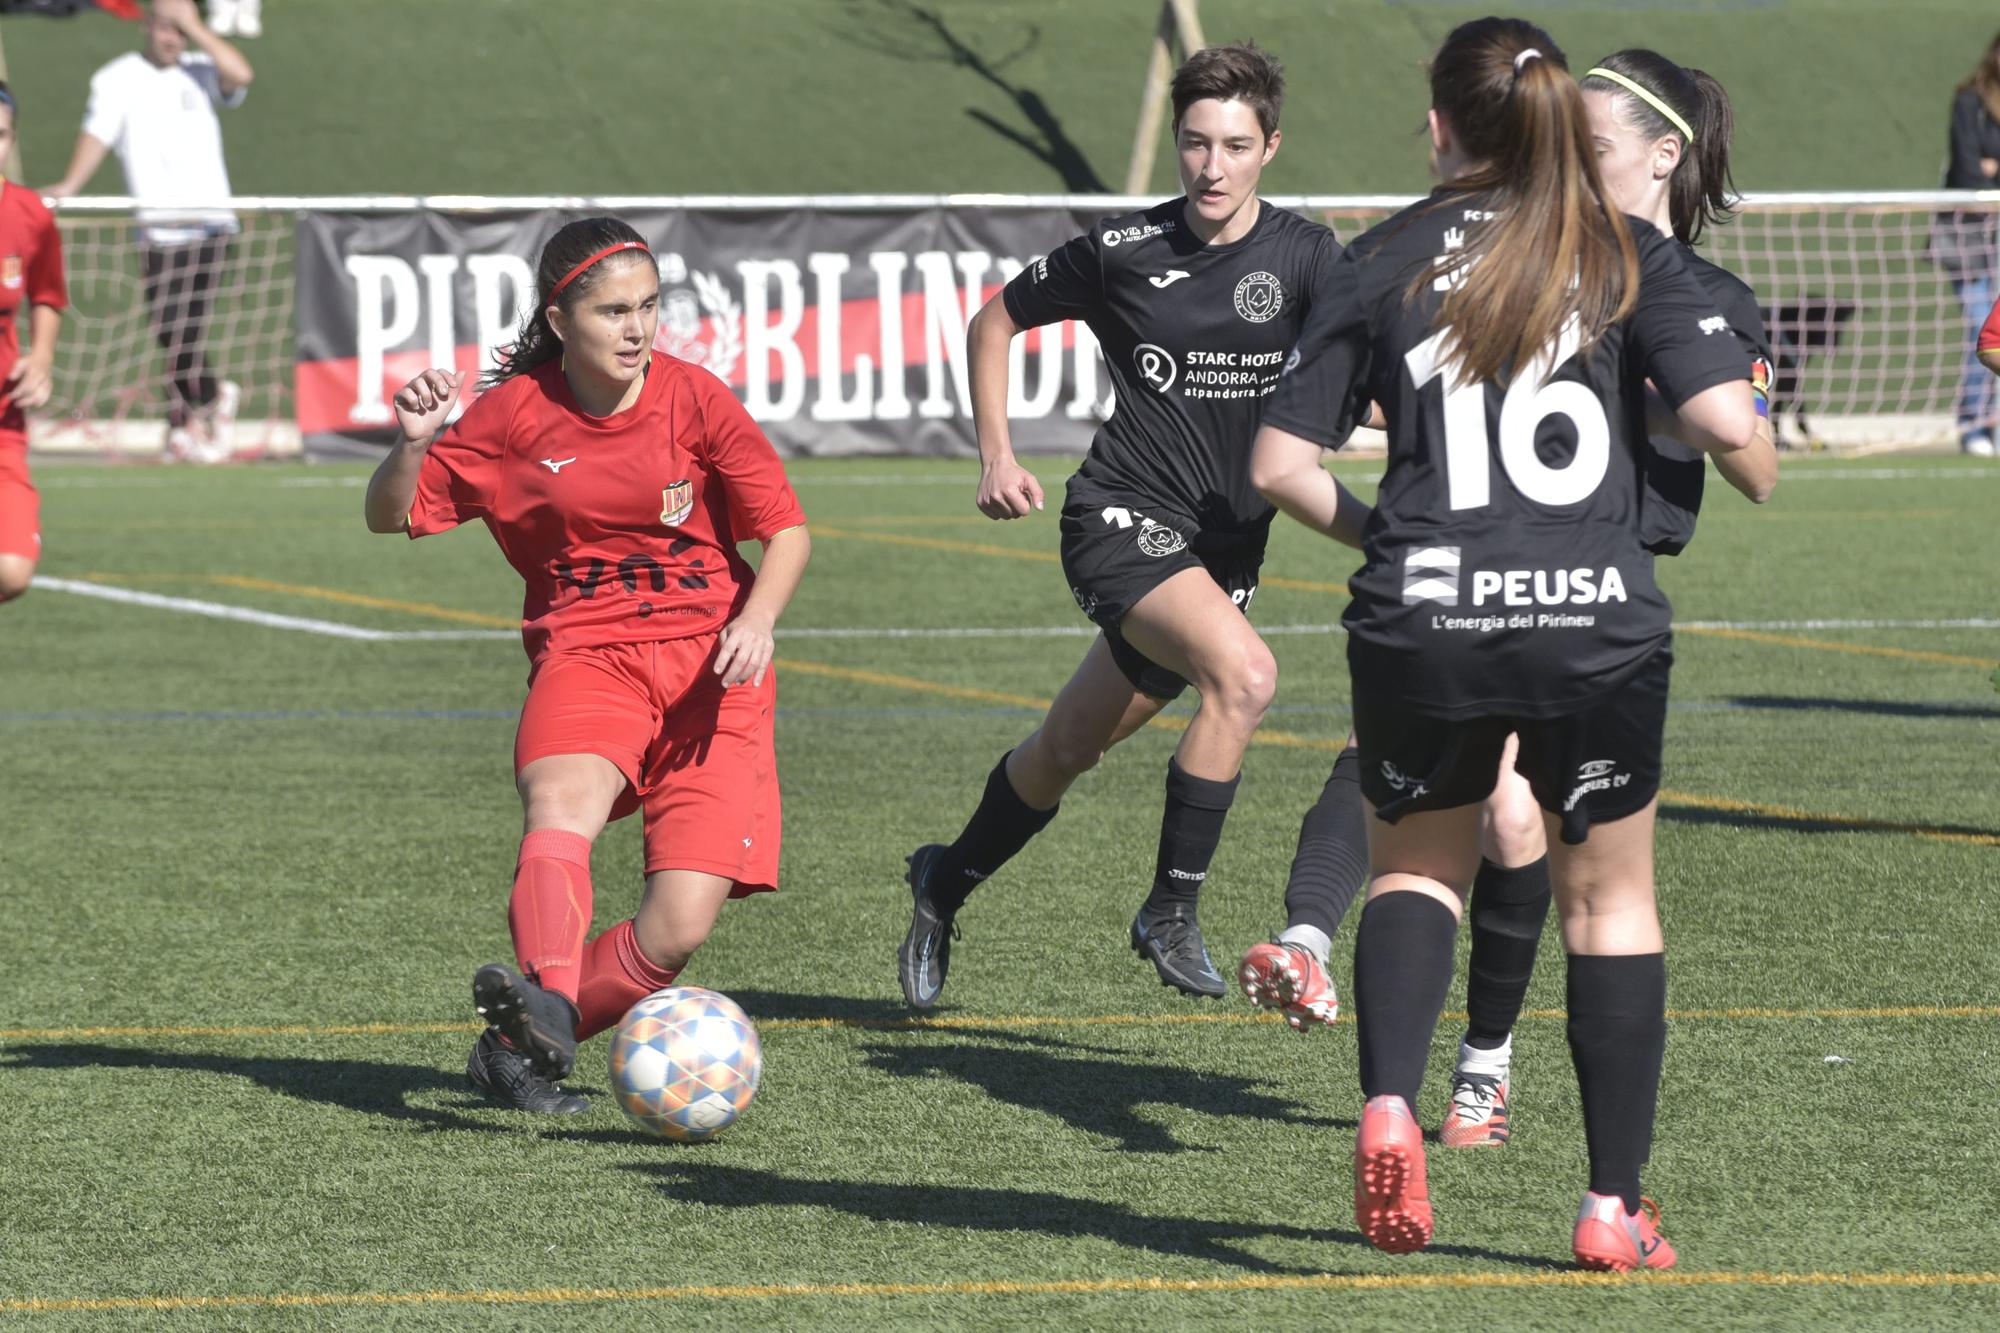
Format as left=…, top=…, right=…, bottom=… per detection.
left=508, top=829, right=594, bottom=1002
left=576, top=919, right=683, bottom=1040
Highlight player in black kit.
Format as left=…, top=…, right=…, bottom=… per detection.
left=897, top=44, right=1357, bottom=1008
left=1251, top=18, right=1759, bottom=1269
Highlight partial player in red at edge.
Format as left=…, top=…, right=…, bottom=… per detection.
left=0, top=81, right=69, bottom=607
left=364, top=215, right=811, bottom=1115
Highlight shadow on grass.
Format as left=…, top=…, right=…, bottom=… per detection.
left=0, top=1042, right=492, bottom=1131
left=828, top=0, right=1108, bottom=190
left=628, top=1160, right=1555, bottom=1274
left=1658, top=801, right=2000, bottom=844
left=1728, top=694, right=2000, bottom=721
left=860, top=1029, right=1348, bottom=1153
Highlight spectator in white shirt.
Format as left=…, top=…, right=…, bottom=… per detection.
left=43, top=0, right=252, bottom=460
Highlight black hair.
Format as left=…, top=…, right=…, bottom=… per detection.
left=0, top=80, right=16, bottom=115
left=1580, top=50, right=1737, bottom=246
left=1171, top=43, right=1284, bottom=138
left=483, top=215, right=656, bottom=388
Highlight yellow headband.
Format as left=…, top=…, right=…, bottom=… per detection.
left=1584, top=66, right=1695, bottom=144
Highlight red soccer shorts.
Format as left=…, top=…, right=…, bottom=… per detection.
left=514, top=634, right=780, bottom=894
left=0, top=431, right=40, bottom=561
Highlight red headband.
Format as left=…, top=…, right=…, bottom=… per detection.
left=548, top=240, right=652, bottom=302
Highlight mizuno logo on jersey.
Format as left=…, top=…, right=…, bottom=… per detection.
left=1470, top=566, right=1629, bottom=607
left=1402, top=546, right=1462, bottom=606
left=1149, top=269, right=1191, bottom=288
left=540, top=457, right=578, bottom=473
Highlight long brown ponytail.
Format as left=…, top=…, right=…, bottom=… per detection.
left=1421, top=18, right=1638, bottom=386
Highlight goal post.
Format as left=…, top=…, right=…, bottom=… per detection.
left=1122, top=0, right=1206, bottom=196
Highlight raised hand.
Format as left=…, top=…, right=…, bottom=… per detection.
left=392, top=369, right=465, bottom=446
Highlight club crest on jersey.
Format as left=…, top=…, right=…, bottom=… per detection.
left=0, top=257, right=19, bottom=291
left=1750, top=355, right=1771, bottom=395
left=1135, top=517, right=1187, bottom=558
left=1233, top=271, right=1283, bottom=323
left=660, top=480, right=694, bottom=527
left=1401, top=546, right=1462, bottom=606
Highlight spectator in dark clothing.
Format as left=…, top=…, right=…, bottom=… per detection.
left=1941, top=36, right=2000, bottom=455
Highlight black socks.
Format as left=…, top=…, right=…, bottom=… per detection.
left=931, top=751, right=1058, bottom=913
left=1282, top=745, right=1369, bottom=942
left=1566, top=952, right=1668, bottom=1214
left=1464, top=855, right=1553, bottom=1048
left=1352, top=891, right=1459, bottom=1113
left=1145, top=756, right=1240, bottom=910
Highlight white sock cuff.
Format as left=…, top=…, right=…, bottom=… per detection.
left=1277, top=924, right=1332, bottom=967
left=1458, top=1033, right=1512, bottom=1069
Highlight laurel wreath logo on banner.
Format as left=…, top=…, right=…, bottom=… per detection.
left=657, top=259, right=743, bottom=381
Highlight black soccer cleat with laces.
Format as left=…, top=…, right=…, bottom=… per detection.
left=1130, top=900, right=1227, bottom=998
left=471, top=963, right=580, bottom=1080
left=466, top=1027, right=589, bottom=1115
left=898, top=844, right=960, bottom=1010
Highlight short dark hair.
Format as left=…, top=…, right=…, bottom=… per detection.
left=1171, top=44, right=1283, bottom=139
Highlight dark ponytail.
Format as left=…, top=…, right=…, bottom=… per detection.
left=484, top=215, right=655, bottom=388
left=1580, top=50, right=1737, bottom=245
left=1418, top=18, right=1638, bottom=387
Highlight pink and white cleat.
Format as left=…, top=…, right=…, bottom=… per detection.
left=1237, top=940, right=1339, bottom=1031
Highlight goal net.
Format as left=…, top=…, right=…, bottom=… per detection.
left=28, top=201, right=296, bottom=458
left=19, top=193, right=2000, bottom=457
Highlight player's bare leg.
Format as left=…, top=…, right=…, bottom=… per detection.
left=900, top=637, right=1165, bottom=1008
left=1545, top=799, right=1674, bottom=1266
left=1445, top=744, right=1552, bottom=1146
left=0, top=554, right=35, bottom=605
left=1118, top=568, right=1279, bottom=995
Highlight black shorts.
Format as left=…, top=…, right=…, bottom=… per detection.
left=1351, top=645, right=1673, bottom=845
left=1058, top=481, right=1264, bottom=701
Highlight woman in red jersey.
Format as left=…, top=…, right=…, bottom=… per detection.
left=365, top=217, right=810, bottom=1114
left=0, top=82, right=68, bottom=605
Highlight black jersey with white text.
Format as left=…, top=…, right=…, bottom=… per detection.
left=1639, top=247, right=1774, bottom=554
left=1261, top=192, right=1749, bottom=720
left=1004, top=199, right=1342, bottom=534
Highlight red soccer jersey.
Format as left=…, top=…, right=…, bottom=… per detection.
left=409, top=351, right=806, bottom=662
left=0, top=182, right=68, bottom=431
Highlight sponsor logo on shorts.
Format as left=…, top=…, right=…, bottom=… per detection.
left=1134, top=343, right=1178, bottom=393
left=1135, top=517, right=1187, bottom=558
left=1071, top=585, right=1099, bottom=617
left=1699, top=314, right=1728, bottom=335
left=660, top=480, right=694, bottom=527
left=1233, top=271, right=1283, bottom=323
left=1564, top=758, right=1632, bottom=811
left=1402, top=546, right=1461, bottom=606
left=1380, top=760, right=1427, bottom=798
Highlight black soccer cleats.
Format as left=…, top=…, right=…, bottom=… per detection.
left=471, top=963, right=580, bottom=1081
left=898, top=844, right=960, bottom=1010
left=465, top=1027, right=588, bottom=1116
left=1131, top=900, right=1227, bottom=998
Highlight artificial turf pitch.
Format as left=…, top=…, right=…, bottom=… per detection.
left=2, top=453, right=1997, bottom=1328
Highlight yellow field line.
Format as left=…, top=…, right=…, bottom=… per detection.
left=1677, top=624, right=1996, bottom=669
left=814, top=523, right=1347, bottom=594
left=5, top=1005, right=1995, bottom=1044
left=10, top=1269, right=1998, bottom=1313
left=1659, top=788, right=2000, bottom=849
left=204, top=575, right=518, bottom=629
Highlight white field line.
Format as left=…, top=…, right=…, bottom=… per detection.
left=36, top=579, right=514, bottom=641
left=36, top=578, right=2000, bottom=642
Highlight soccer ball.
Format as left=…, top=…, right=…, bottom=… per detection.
left=606, top=987, right=762, bottom=1141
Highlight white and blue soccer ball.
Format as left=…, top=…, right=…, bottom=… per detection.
left=607, top=986, right=762, bottom=1141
